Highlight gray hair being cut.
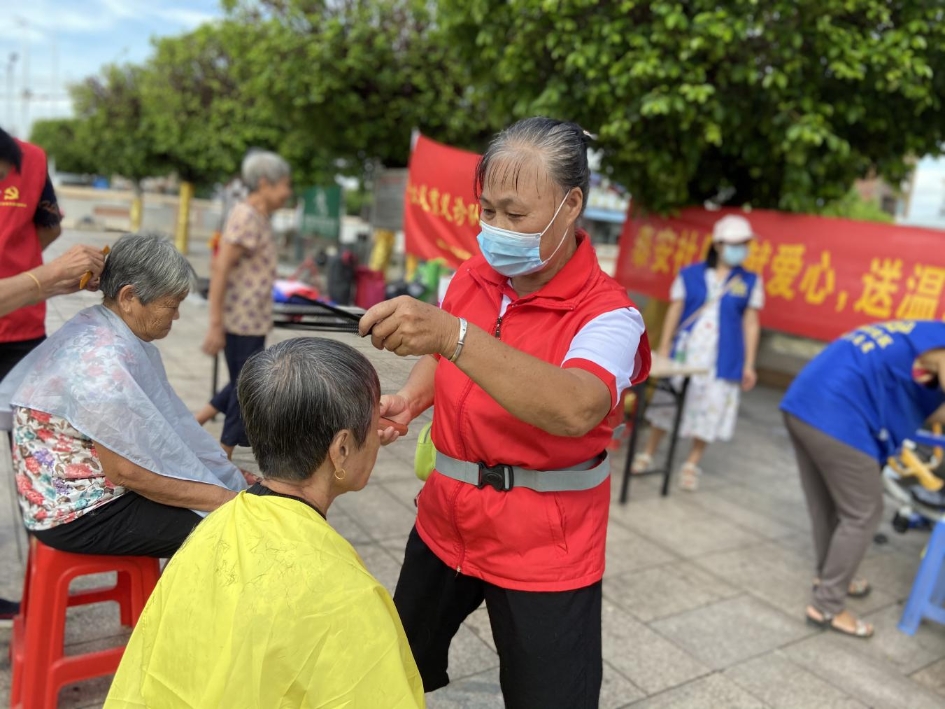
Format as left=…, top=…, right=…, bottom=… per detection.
left=238, top=338, right=381, bottom=483
left=242, top=150, right=291, bottom=192
left=475, top=116, right=593, bottom=213
left=100, top=233, right=196, bottom=304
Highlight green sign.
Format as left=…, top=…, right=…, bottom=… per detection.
left=300, top=184, right=344, bottom=240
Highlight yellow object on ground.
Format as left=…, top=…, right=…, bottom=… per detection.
left=105, top=492, right=425, bottom=708
left=129, top=192, right=143, bottom=232
left=174, top=181, right=194, bottom=254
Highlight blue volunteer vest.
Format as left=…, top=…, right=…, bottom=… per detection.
left=780, top=320, right=945, bottom=462
left=676, top=262, right=758, bottom=382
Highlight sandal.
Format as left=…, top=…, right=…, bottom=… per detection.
left=678, top=462, right=700, bottom=491
left=812, top=577, right=872, bottom=598
left=631, top=452, right=652, bottom=474
left=805, top=606, right=874, bottom=639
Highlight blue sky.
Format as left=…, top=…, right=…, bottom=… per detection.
left=0, top=0, right=223, bottom=137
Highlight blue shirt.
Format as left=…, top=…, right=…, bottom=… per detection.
left=781, top=320, right=945, bottom=462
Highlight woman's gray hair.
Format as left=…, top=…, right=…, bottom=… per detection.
left=238, top=338, right=381, bottom=482
left=242, top=150, right=291, bottom=192
left=475, top=116, right=593, bottom=213
left=100, top=233, right=196, bottom=304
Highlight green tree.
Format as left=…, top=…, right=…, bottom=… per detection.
left=70, top=64, right=164, bottom=184
left=223, top=0, right=496, bottom=179
left=28, top=118, right=96, bottom=174
left=439, top=0, right=945, bottom=213
left=138, top=21, right=284, bottom=188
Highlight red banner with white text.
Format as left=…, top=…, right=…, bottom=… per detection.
left=403, top=134, right=482, bottom=268
left=616, top=207, right=945, bottom=342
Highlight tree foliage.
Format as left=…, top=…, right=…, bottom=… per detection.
left=438, top=0, right=945, bottom=213
left=28, top=118, right=96, bottom=175
left=224, top=0, right=496, bottom=174
left=138, top=21, right=285, bottom=186
left=69, top=64, right=164, bottom=184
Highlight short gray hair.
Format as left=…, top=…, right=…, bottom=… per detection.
left=475, top=116, right=592, bottom=213
left=242, top=150, right=290, bottom=192
left=100, top=233, right=196, bottom=304
left=238, top=338, right=381, bottom=482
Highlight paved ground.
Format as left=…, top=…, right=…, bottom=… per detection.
left=0, top=228, right=943, bottom=708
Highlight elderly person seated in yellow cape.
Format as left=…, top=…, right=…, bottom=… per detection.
left=106, top=337, right=424, bottom=708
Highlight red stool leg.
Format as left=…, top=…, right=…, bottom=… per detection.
left=18, top=544, right=72, bottom=709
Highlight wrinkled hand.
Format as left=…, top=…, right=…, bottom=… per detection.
left=378, top=394, right=412, bottom=445
left=202, top=325, right=226, bottom=357
left=44, top=245, right=106, bottom=297
left=742, top=366, right=757, bottom=392
left=359, top=296, right=460, bottom=358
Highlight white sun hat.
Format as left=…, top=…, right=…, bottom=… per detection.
left=712, top=215, right=756, bottom=244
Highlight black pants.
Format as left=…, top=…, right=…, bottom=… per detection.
left=0, top=336, right=45, bottom=381
left=393, top=527, right=603, bottom=709
left=32, top=492, right=202, bottom=558
left=209, top=333, right=265, bottom=447
left=1, top=337, right=44, bottom=449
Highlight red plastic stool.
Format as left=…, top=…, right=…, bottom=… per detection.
left=10, top=537, right=161, bottom=709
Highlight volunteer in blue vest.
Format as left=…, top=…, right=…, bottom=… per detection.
left=633, top=214, right=763, bottom=490
left=359, top=117, right=651, bottom=708
left=781, top=320, right=945, bottom=639
left=0, top=126, right=104, bottom=624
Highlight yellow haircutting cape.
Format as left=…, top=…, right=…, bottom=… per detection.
left=106, top=491, right=425, bottom=708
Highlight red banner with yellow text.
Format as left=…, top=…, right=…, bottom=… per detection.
left=616, top=207, right=945, bottom=342
left=403, top=134, right=482, bottom=268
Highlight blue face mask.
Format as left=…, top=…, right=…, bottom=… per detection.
left=722, top=243, right=749, bottom=267
left=477, top=193, right=571, bottom=277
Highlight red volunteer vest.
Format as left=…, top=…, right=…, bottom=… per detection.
left=0, top=140, right=47, bottom=342
left=418, top=232, right=651, bottom=592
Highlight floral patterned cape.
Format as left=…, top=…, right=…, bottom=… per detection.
left=0, top=305, right=246, bottom=509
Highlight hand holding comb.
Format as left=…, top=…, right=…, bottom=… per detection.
left=79, top=245, right=110, bottom=289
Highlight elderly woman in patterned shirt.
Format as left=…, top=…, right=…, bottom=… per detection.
left=4, top=234, right=246, bottom=558
left=197, top=151, right=292, bottom=459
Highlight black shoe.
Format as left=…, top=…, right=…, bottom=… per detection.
left=0, top=597, right=20, bottom=625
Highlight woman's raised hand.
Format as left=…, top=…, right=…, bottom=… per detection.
left=359, top=296, right=460, bottom=359
left=378, top=394, right=411, bottom=445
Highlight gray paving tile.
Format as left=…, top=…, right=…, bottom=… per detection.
left=601, top=660, right=646, bottom=709
left=725, top=652, right=868, bottom=709
left=603, top=561, right=738, bottom=622
left=683, top=490, right=797, bottom=540
left=628, top=673, right=769, bottom=709
left=447, top=624, right=499, bottom=683
left=604, top=520, right=680, bottom=577
left=912, top=658, right=945, bottom=699
left=853, top=604, right=945, bottom=674
left=426, top=668, right=502, bottom=709
left=784, top=633, right=945, bottom=709
left=331, top=483, right=417, bottom=541
left=601, top=600, right=709, bottom=695
left=609, top=496, right=758, bottom=559
left=651, top=596, right=814, bottom=670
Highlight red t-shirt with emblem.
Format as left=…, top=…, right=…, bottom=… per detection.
left=0, top=140, right=49, bottom=342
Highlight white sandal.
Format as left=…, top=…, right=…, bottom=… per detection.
left=678, top=462, right=701, bottom=491
left=631, top=452, right=652, bottom=474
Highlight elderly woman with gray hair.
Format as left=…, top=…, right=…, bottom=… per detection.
left=3, top=233, right=246, bottom=558
left=106, top=338, right=424, bottom=708
left=198, top=150, right=292, bottom=459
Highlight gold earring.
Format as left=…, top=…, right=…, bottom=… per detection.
left=334, top=468, right=346, bottom=481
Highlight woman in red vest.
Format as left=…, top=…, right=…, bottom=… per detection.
left=360, top=117, right=651, bottom=709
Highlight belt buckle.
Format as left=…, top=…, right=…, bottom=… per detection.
left=477, top=463, right=513, bottom=492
